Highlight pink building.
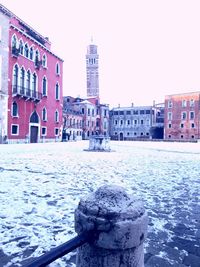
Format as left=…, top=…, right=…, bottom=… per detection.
left=0, top=4, right=63, bottom=143
left=164, top=92, right=200, bottom=141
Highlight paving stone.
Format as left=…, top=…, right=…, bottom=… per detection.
left=145, top=255, right=173, bottom=266
left=183, top=254, right=200, bottom=267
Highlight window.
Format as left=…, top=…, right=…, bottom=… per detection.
left=42, top=54, right=47, bottom=68
left=168, top=112, right=172, bottom=120
left=191, top=123, right=195, bottom=128
left=55, top=128, right=59, bottom=136
left=104, top=110, right=107, bottom=117
left=140, top=119, right=144, bottom=125
left=168, top=100, right=172, bottom=108
left=140, top=110, right=145, bottom=114
left=55, top=110, right=59, bottom=123
left=113, top=111, right=118, bottom=115
left=30, top=47, right=33, bottom=60
left=26, top=70, right=31, bottom=95
left=134, top=120, right=137, bottom=125
left=82, top=108, right=84, bottom=114
left=42, top=77, right=47, bottom=96
left=11, top=124, right=19, bottom=135
left=126, top=110, right=131, bottom=115
left=145, top=110, right=151, bottom=114
left=88, top=108, right=90, bottom=115
left=0, top=26, right=1, bottom=41
left=191, top=135, right=194, bottom=139
left=92, top=109, right=95, bottom=116
left=133, top=110, right=138, bottom=115
left=127, top=120, right=130, bottom=125
left=180, top=123, right=184, bottom=128
left=168, top=135, right=171, bottom=138
left=11, top=35, right=17, bottom=48
left=24, top=43, right=29, bottom=58
left=181, top=135, right=184, bottom=139
left=141, top=132, right=144, bottom=136
left=182, top=112, right=187, bottom=120
left=13, top=64, right=19, bottom=91
left=55, top=83, right=60, bottom=100
left=42, top=107, right=47, bottom=121
left=32, top=73, right=37, bottom=95
left=19, top=40, right=23, bottom=54
left=190, top=99, right=194, bottom=107
left=41, top=127, right=47, bottom=136
left=104, top=122, right=107, bottom=129
left=20, top=67, right=25, bottom=93
left=56, top=62, right=60, bottom=75
left=120, top=120, right=123, bottom=125
left=182, top=100, right=187, bottom=107
left=114, top=120, right=118, bottom=125
left=119, top=111, right=124, bottom=115
left=12, top=102, right=18, bottom=117
left=168, top=123, right=172, bottom=128
left=190, top=111, right=195, bottom=120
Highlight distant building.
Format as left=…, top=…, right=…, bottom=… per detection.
left=0, top=4, right=63, bottom=143
left=63, top=96, right=109, bottom=140
left=63, top=41, right=109, bottom=140
left=109, top=104, right=163, bottom=140
left=164, top=92, right=200, bottom=141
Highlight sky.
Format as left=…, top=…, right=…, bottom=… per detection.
left=2, top=0, right=200, bottom=108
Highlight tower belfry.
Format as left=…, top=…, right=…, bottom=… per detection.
left=86, top=41, right=99, bottom=98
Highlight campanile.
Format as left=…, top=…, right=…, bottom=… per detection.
left=86, top=41, right=99, bottom=98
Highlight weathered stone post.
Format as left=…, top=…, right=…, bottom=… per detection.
left=75, top=185, right=148, bottom=267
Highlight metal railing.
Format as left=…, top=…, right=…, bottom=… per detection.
left=23, top=230, right=95, bottom=267
left=12, top=85, right=42, bottom=102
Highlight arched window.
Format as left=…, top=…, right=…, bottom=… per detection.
left=19, top=40, right=24, bottom=54
left=32, top=73, right=37, bottom=97
left=55, top=110, right=59, bottom=123
left=12, top=102, right=18, bottom=117
left=42, top=54, right=47, bottom=68
left=42, top=76, right=47, bottom=96
left=30, top=47, right=33, bottom=60
left=42, top=107, right=47, bottom=121
left=20, top=67, right=25, bottom=94
left=24, top=43, right=29, bottom=58
left=56, top=62, right=60, bottom=75
left=13, top=64, right=19, bottom=93
left=26, top=70, right=31, bottom=96
left=11, top=35, right=17, bottom=48
left=55, top=82, right=60, bottom=100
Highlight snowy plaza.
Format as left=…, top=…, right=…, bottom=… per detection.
left=0, top=141, right=200, bottom=267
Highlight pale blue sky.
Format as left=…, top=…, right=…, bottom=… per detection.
left=2, top=0, right=200, bottom=108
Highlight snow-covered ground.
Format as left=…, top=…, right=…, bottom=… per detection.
left=0, top=141, right=200, bottom=266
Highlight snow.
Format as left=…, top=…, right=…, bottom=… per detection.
left=0, top=141, right=200, bottom=266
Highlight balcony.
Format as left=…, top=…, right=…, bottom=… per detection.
left=12, top=85, right=42, bottom=102
left=11, top=46, right=20, bottom=58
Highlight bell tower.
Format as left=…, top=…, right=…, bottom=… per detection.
left=86, top=39, right=99, bottom=98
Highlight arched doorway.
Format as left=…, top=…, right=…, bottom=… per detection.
left=29, top=111, right=39, bottom=143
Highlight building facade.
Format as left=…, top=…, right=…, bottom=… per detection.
left=109, top=104, right=163, bottom=140
left=0, top=8, right=10, bottom=143
left=0, top=4, right=63, bottom=143
left=164, top=92, right=200, bottom=141
left=63, top=96, right=109, bottom=140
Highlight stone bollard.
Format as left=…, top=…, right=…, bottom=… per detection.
left=75, top=185, right=148, bottom=267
